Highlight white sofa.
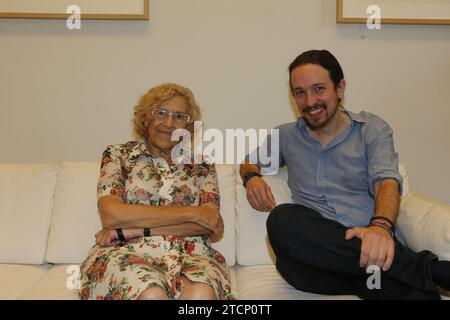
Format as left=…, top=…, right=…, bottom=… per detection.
left=1, top=162, right=449, bottom=300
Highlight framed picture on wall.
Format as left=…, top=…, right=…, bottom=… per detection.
left=0, top=0, right=149, bottom=20
left=337, top=0, right=450, bottom=25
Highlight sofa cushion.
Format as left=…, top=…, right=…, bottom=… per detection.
left=236, top=168, right=291, bottom=266
left=397, top=192, right=450, bottom=260
left=18, top=264, right=80, bottom=300
left=45, top=162, right=236, bottom=266
left=236, top=265, right=359, bottom=300
left=45, top=162, right=102, bottom=264
left=0, top=264, right=51, bottom=299
left=236, top=164, right=409, bottom=266
left=0, top=163, right=57, bottom=264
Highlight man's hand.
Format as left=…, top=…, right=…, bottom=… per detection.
left=195, top=203, right=224, bottom=236
left=245, top=176, right=276, bottom=212
left=345, top=226, right=395, bottom=272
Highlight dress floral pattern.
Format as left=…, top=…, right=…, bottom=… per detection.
left=79, top=140, right=232, bottom=300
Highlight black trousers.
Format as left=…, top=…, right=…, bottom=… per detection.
left=266, top=203, right=441, bottom=300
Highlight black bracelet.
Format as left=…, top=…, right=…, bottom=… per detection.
left=143, top=228, right=151, bottom=237
left=116, top=228, right=126, bottom=243
left=242, top=172, right=263, bottom=188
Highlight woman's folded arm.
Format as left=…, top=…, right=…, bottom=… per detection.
left=99, top=195, right=222, bottom=235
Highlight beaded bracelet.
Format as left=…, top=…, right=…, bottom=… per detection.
left=370, top=216, right=395, bottom=229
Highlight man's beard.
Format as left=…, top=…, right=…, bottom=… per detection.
left=302, top=102, right=339, bottom=131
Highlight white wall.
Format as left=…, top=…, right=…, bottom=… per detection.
left=1, top=0, right=449, bottom=205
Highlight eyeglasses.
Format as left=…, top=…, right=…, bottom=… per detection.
left=151, top=108, right=192, bottom=125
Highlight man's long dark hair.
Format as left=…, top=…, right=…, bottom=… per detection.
left=289, top=50, right=344, bottom=92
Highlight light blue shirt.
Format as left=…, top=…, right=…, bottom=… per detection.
left=259, top=110, right=403, bottom=228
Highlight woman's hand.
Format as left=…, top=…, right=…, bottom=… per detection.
left=95, top=228, right=118, bottom=247
left=95, top=228, right=144, bottom=247
left=195, top=203, right=224, bottom=236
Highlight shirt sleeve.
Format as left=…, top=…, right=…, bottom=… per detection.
left=97, top=144, right=127, bottom=202
left=198, top=163, right=221, bottom=207
left=366, top=118, right=404, bottom=197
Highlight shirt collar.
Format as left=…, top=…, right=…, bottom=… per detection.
left=127, top=140, right=201, bottom=165
left=128, top=140, right=155, bottom=162
left=346, top=110, right=366, bottom=123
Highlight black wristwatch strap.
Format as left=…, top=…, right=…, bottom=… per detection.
left=242, top=172, right=263, bottom=188
left=116, top=228, right=126, bottom=243
left=143, top=228, right=151, bottom=237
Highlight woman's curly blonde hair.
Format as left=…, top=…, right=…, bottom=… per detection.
left=133, top=83, right=202, bottom=140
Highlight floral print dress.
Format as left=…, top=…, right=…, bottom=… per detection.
left=79, top=140, right=233, bottom=300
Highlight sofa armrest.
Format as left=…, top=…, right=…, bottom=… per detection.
left=397, top=192, right=450, bottom=260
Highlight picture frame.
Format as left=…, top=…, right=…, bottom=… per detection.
left=337, top=0, right=450, bottom=25
left=0, top=0, right=149, bottom=20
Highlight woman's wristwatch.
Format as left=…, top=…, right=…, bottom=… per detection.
left=143, top=228, right=151, bottom=237
left=116, top=228, right=126, bottom=244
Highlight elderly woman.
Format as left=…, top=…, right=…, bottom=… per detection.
left=79, top=83, right=232, bottom=300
